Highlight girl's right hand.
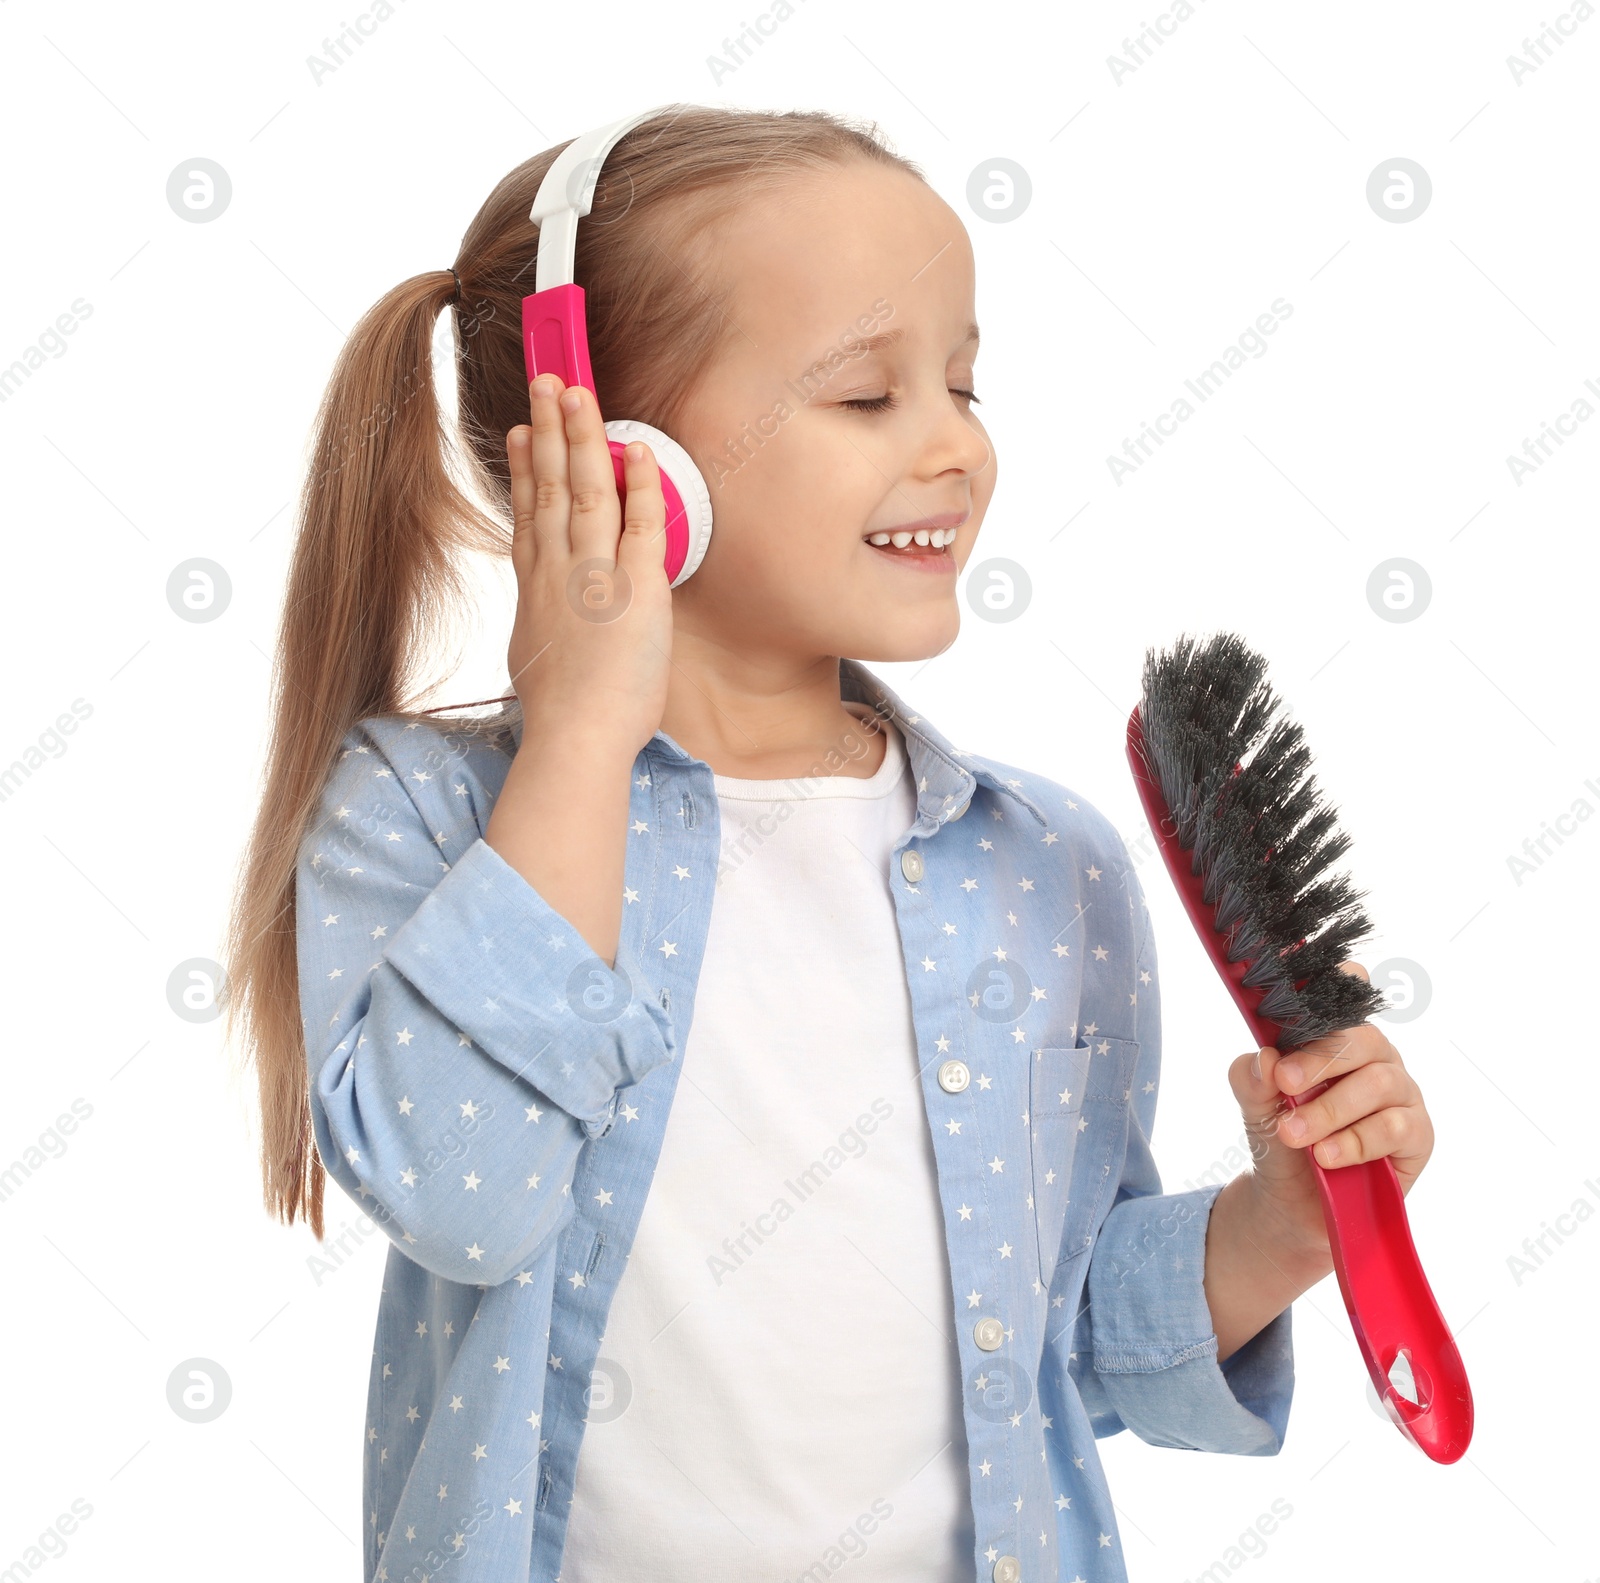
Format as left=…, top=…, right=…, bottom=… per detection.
left=505, top=374, right=673, bottom=759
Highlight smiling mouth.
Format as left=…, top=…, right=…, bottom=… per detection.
left=864, top=525, right=959, bottom=563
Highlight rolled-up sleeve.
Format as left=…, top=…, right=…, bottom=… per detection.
left=298, top=720, right=677, bottom=1286
left=1085, top=1181, right=1294, bottom=1454
left=1076, top=847, right=1295, bottom=1454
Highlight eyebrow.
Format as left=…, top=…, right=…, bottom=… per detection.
left=845, top=322, right=981, bottom=356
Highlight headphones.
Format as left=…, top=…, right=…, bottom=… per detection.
left=522, top=106, right=715, bottom=588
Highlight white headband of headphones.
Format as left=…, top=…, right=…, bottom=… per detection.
left=529, top=103, right=677, bottom=294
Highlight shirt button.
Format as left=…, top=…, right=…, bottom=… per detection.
left=973, top=1316, right=1005, bottom=1351
left=937, top=1059, right=969, bottom=1094
left=992, top=1556, right=1021, bottom=1583
left=948, top=798, right=970, bottom=821
left=900, top=848, right=925, bottom=882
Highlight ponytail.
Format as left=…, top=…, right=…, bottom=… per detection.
left=222, top=267, right=503, bottom=1236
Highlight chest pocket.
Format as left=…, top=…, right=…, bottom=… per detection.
left=1029, top=1035, right=1140, bottom=1278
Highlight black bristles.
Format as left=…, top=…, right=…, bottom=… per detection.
left=1137, top=631, right=1391, bottom=1047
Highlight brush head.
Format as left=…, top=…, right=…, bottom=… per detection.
left=1136, top=631, right=1391, bottom=1048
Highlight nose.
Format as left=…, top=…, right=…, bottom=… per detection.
left=921, top=390, right=992, bottom=483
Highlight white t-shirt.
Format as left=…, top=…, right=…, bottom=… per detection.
left=562, top=703, right=974, bottom=1581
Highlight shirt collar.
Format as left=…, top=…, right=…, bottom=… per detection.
left=836, top=658, right=1051, bottom=833
left=505, top=658, right=1051, bottom=833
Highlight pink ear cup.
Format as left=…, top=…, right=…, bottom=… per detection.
left=603, top=419, right=714, bottom=588
left=522, top=284, right=714, bottom=588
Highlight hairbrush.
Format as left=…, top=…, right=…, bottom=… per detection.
left=1125, top=630, right=1473, bottom=1463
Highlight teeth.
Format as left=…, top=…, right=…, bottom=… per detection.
left=867, top=526, right=959, bottom=549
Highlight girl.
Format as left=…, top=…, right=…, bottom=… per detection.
left=225, top=103, right=1436, bottom=1583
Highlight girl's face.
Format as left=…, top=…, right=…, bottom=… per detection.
left=670, top=159, right=994, bottom=666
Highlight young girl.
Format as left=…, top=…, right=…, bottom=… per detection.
left=226, top=102, right=1436, bottom=1583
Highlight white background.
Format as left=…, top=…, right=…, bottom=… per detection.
left=0, top=0, right=1594, bottom=1579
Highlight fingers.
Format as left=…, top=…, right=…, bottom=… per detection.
left=559, top=383, right=623, bottom=562
left=524, top=372, right=576, bottom=560
left=1226, top=1047, right=1294, bottom=1171
left=506, top=422, right=538, bottom=585
left=1293, top=1102, right=1429, bottom=1170
left=1275, top=1058, right=1424, bottom=1167
left=1274, top=1020, right=1395, bottom=1095
left=614, top=439, right=667, bottom=581
left=507, top=374, right=664, bottom=592
left=509, top=371, right=575, bottom=569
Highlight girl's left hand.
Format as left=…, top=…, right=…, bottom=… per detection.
left=1227, top=960, right=1436, bottom=1262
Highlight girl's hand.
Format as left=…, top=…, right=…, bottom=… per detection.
left=1227, top=960, right=1436, bottom=1262
left=504, top=374, right=673, bottom=757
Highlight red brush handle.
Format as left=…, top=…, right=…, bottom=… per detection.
left=1125, top=703, right=1473, bottom=1463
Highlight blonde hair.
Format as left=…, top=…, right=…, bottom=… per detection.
left=222, top=103, right=924, bottom=1239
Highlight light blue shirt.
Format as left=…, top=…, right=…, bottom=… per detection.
left=297, top=657, right=1294, bottom=1583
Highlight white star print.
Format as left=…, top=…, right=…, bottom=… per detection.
left=296, top=707, right=1207, bottom=1564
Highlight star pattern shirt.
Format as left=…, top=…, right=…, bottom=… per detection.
left=296, top=657, right=1294, bottom=1583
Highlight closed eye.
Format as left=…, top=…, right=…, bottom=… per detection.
left=840, top=389, right=982, bottom=413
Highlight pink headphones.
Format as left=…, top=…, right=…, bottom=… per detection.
left=521, top=106, right=715, bottom=588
